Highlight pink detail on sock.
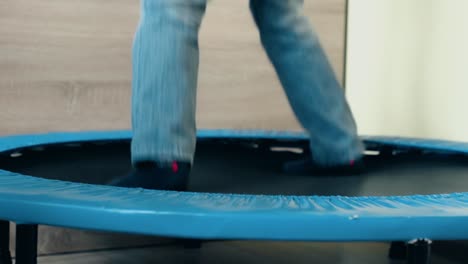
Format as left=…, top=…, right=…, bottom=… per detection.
left=172, top=161, right=179, bottom=173
left=349, top=160, right=355, bottom=166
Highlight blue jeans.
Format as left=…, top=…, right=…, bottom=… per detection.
left=131, top=0, right=364, bottom=166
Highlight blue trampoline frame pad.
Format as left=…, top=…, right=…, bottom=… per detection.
left=1, top=129, right=468, bottom=242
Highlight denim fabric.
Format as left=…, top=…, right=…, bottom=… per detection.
left=131, top=0, right=364, bottom=166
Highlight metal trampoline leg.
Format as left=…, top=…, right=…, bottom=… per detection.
left=0, top=221, right=12, bottom=264
left=407, top=239, right=432, bottom=264
left=388, top=241, right=407, bottom=260
left=15, top=225, right=38, bottom=264
left=182, top=239, right=203, bottom=249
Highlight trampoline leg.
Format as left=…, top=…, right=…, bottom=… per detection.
left=0, top=221, right=12, bottom=264
left=388, top=241, right=407, bottom=260
left=407, top=239, right=432, bottom=264
left=15, top=224, right=38, bottom=264
left=182, top=239, right=203, bottom=249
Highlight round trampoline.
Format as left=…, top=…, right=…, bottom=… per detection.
left=1, top=129, right=468, bottom=264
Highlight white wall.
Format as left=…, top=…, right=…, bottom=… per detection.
left=346, top=0, right=468, bottom=141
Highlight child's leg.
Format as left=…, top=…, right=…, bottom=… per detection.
left=250, top=0, right=364, bottom=167
left=113, top=0, right=207, bottom=190
left=131, top=0, right=207, bottom=165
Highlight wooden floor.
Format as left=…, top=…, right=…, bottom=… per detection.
left=35, top=241, right=458, bottom=264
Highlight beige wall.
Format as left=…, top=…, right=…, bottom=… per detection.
left=346, top=0, right=468, bottom=142
left=0, top=0, right=346, bottom=136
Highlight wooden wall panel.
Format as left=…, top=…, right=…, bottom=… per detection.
left=1, top=0, right=345, bottom=254
left=0, top=0, right=345, bottom=136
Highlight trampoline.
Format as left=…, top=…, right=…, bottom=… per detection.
left=1, top=129, right=468, bottom=264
